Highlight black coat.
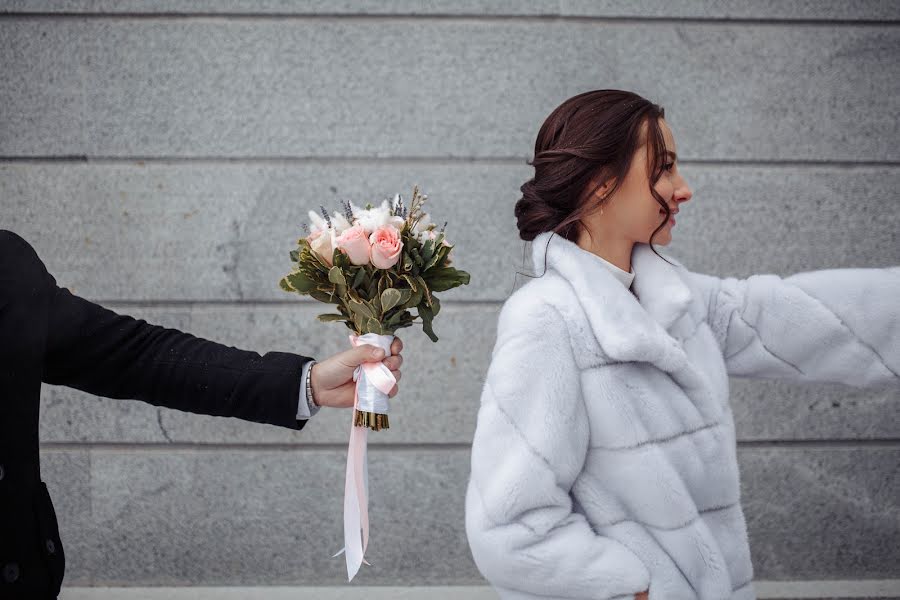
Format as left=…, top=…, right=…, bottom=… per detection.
left=0, top=230, right=311, bottom=599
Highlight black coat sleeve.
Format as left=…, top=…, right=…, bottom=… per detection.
left=5, top=230, right=312, bottom=430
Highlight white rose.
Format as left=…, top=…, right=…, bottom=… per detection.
left=309, top=228, right=337, bottom=266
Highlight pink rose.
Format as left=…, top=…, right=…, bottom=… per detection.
left=336, top=225, right=371, bottom=266
left=369, top=225, right=403, bottom=269
left=309, top=228, right=337, bottom=266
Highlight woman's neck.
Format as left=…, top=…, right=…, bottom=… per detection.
left=575, top=235, right=634, bottom=274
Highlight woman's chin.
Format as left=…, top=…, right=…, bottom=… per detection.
left=650, top=231, right=673, bottom=245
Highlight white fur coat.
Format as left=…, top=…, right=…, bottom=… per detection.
left=465, top=230, right=899, bottom=600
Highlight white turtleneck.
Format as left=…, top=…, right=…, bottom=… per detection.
left=590, top=252, right=635, bottom=290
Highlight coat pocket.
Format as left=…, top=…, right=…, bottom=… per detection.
left=34, top=481, right=66, bottom=596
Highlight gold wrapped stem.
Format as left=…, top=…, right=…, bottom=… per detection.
left=354, top=410, right=390, bottom=431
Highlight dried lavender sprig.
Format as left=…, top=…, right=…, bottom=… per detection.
left=301, top=222, right=310, bottom=235
left=343, top=200, right=354, bottom=223
left=319, top=205, right=332, bottom=228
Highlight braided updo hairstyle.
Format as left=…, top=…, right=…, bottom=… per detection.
left=514, top=89, right=674, bottom=278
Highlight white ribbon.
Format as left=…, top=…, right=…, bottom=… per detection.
left=333, top=332, right=396, bottom=581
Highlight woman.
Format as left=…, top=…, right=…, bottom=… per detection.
left=464, top=89, right=899, bottom=600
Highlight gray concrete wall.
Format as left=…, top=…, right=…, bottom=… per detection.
left=2, top=1, right=899, bottom=595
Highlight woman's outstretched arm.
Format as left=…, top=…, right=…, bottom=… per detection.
left=684, top=265, right=900, bottom=388
left=465, top=294, right=651, bottom=600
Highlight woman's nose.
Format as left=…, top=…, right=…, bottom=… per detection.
left=676, top=179, right=693, bottom=204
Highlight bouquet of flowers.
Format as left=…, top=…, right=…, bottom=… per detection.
left=279, top=185, right=470, bottom=427
left=279, top=185, right=470, bottom=579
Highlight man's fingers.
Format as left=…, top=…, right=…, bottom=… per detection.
left=345, top=344, right=385, bottom=367
left=387, top=370, right=401, bottom=397
left=383, top=355, right=402, bottom=370
left=391, top=337, right=403, bottom=355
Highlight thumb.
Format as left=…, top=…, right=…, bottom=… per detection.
left=347, top=344, right=385, bottom=366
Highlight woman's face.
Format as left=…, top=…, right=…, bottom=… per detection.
left=582, top=117, right=692, bottom=247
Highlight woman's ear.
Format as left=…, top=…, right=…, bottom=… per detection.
left=581, top=169, right=615, bottom=206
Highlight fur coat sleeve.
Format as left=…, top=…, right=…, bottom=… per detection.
left=465, top=293, right=651, bottom=600
left=684, top=266, right=900, bottom=388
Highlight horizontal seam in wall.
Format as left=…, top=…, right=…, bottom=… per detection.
left=1, top=13, right=898, bottom=26
left=2, top=157, right=900, bottom=168
left=38, top=439, right=900, bottom=450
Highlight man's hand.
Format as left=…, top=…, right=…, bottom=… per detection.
left=308, top=337, right=403, bottom=409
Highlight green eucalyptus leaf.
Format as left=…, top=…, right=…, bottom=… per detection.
left=328, top=266, right=347, bottom=286
left=401, top=274, right=418, bottom=292
left=286, top=271, right=316, bottom=293
left=317, top=313, right=347, bottom=323
left=415, top=276, right=432, bottom=307
left=401, top=285, right=423, bottom=309
left=365, top=317, right=383, bottom=335
left=419, top=304, right=438, bottom=342
left=351, top=267, right=366, bottom=289
left=349, top=299, right=376, bottom=320
left=381, top=288, right=402, bottom=312
left=386, top=309, right=407, bottom=327
left=309, top=288, right=340, bottom=304
left=421, top=238, right=435, bottom=263
left=372, top=289, right=383, bottom=315
left=424, top=244, right=449, bottom=271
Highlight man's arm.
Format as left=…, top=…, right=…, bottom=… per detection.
left=684, top=266, right=900, bottom=389
left=4, top=229, right=313, bottom=430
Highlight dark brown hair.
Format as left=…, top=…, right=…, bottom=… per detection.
left=513, top=89, right=675, bottom=283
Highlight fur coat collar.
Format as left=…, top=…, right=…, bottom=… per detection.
left=530, top=230, right=692, bottom=370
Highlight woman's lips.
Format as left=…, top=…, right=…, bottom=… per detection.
left=660, top=210, right=676, bottom=225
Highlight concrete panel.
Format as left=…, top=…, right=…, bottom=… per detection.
left=1, top=20, right=897, bottom=160
left=39, top=446, right=900, bottom=585
left=36, top=303, right=900, bottom=445
left=741, top=446, right=900, bottom=579
left=3, top=163, right=898, bottom=302
left=2, top=1, right=898, bottom=21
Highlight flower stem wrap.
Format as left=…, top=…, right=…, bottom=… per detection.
left=350, top=332, right=395, bottom=430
